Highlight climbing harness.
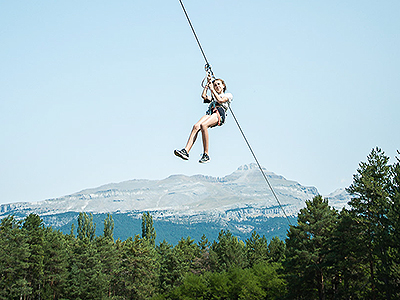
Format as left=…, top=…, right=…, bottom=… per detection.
left=205, top=91, right=225, bottom=126
left=206, top=105, right=223, bottom=126
left=177, top=0, right=292, bottom=226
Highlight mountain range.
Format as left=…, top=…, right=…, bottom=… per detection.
left=0, top=163, right=351, bottom=244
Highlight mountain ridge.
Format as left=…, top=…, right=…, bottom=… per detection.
left=0, top=163, right=351, bottom=243
left=0, top=163, right=350, bottom=217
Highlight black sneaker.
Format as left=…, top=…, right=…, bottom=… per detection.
left=174, top=148, right=189, bottom=160
left=199, top=153, right=210, bottom=163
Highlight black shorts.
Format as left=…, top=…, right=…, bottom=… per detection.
left=207, top=106, right=226, bottom=125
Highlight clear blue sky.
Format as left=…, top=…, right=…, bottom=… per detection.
left=1, top=1, right=399, bottom=204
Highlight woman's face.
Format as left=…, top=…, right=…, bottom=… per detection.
left=213, top=80, right=225, bottom=93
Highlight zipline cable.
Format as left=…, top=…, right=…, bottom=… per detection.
left=178, top=0, right=210, bottom=69
left=177, top=0, right=293, bottom=226
left=228, top=107, right=293, bottom=226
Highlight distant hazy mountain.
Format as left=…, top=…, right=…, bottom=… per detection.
left=0, top=163, right=351, bottom=243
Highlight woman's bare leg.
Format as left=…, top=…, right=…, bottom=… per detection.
left=184, top=115, right=211, bottom=153
left=199, top=114, right=219, bottom=155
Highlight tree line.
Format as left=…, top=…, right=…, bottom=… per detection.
left=0, top=147, right=399, bottom=299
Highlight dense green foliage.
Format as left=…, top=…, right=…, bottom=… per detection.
left=1, top=147, right=399, bottom=299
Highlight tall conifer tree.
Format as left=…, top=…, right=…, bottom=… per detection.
left=77, top=212, right=96, bottom=241
left=103, top=213, right=114, bottom=241
left=23, top=213, right=45, bottom=299
left=0, top=216, right=31, bottom=298
left=347, top=147, right=392, bottom=299
left=285, top=195, right=338, bottom=300
left=141, top=212, right=156, bottom=247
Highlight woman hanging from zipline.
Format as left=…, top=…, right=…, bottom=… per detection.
left=174, top=73, right=233, bottom=163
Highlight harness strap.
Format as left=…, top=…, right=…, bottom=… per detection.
left=206, top=102, right=223, bottom=126
left=213, top=107, right=221, bottom=126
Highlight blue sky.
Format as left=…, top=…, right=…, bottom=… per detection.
left=1, top=1, right=399, bottom=204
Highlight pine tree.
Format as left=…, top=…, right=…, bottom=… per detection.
left=173, top=236, right=200, bottom=281
left=42, top=227, right=69, bottom=299
left=22, top=213, right=46, bottom=299
left=347, top=147, right=393, bottom=299
left=284, top=195, right=338, bottom=300
left=192, top=234, right=211, bottom=274
left=95, top=234, right=120, bottom=298
left=245, top=231, right=269, bottom=267
left=386, top=151, right=400, bottom=298
left=0, top=216, right=31, bottom=299
left=65, top=236, right=108, bottom=299
left=326, top=209, right=369, bottom=299
left=98, top=213, right=118, bottom=297
left=156, top=240, right=181, bottom=294
left=141, top=212, right=156, bottom=247
left=118, top=235, right=158, bottom=299
left=103, top=213, right=114, bottom=241
left=268, top=236, right=286, bottom=263
left=210, top=229, right=245, bottom=272
left=77, top=212, right=96, bottom=241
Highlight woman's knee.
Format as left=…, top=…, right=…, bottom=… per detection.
left=200, top=123, right=209, bottom=132
left=192, top=123, right=201, bottom=132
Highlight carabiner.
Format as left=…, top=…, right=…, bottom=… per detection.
left=201, top=63, right=215, bottom=88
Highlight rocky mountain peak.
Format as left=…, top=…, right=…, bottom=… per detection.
left=237, top=163, right=261, bottom=171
